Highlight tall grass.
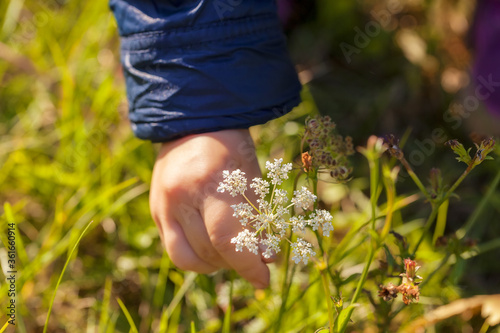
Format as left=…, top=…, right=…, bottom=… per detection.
left=1, top=1, right=500, bottom=332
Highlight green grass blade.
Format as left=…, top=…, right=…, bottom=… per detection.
left=158, top=307, right=169, bottom=333
left=98, top=276, right=113, bottom=333
left=153, top=253, right=170, bottom=308
left=116, top=297, right=138, bottom=333
left=105, top=313, right=119, bottom=333
left=43, top=220, right=93, bottom=333
left=222, top=273, right=234, bottom=333
left=0, top=321, right=9, bottom=333
left=456, top=167, right=500, bottom=239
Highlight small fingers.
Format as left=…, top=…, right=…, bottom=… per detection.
left=156, top=212, right=219, bottom=274
left=173, top=204, right=230, bottom=269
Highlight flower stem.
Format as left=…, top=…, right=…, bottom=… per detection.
left=337, top=245, right=375, bottom=333
left=369, top=157, right=379, bottom=229
left=446, top=164, right=473, bottom=198
left=456, top=166, right=500, bottom=239
left=319, top=263, right=334, bottom=333
left=338, top=145, right=380, bottom=332
left=242, top=193, right=261, bottom=214
left=399, top=157, right=431, bottom=200
left=275, top=240, right=291, bottom=333
left=351, top=245, right=375, bottom=305
left=412, top=162, right=482, bottom=254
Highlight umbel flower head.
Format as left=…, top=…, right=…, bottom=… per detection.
left=217, top=158, right=334, bottom=264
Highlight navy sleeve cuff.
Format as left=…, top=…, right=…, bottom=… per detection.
left=110, top=0, right=302, bottom=142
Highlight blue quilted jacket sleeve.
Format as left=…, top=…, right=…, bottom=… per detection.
left=110, top=0, right=302, bottom=142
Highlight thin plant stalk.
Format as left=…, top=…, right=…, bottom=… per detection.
left=446, top=164, right=474, bottom=198
left=0, top=321, right=9, bottom=333
left=274, top=169, right=306, bottom=332
left=274, top=247, right=295, bottom=332
left=456, top=167, right=500, bottom=239
left=338, top=140, right=381, bottom=332
left=369, top=156, right=380, bottom=229
left=412, top=160, right=484, bottom=255
left=351, top=246, right=375, bottom=306
left=116, top=298, right=139, bottom=333
left=43, top=221, right=93, bottom=333
left=336, top=246, right=375, bottom=333
left=319, top=262, right=334, bottom=333
left=222, top=271, right=234, bottom=333
left=399, top=157, right=431, bottom=201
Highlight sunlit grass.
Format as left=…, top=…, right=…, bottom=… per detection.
left=1, top=0, right=500, bottom=332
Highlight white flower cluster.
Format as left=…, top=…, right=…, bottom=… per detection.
left=217, top=158, right=334, bottom=264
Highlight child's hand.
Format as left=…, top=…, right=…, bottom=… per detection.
left=150, top=129, right=271, bottom=288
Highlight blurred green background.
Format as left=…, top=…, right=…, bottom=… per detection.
left=1, top=0, right=500, bottom=332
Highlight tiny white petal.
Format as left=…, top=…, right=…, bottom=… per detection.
left=290, top=215, right=307, bottom=233
left=231, top=229, right=259, bottom=255
left=266, top=158, right=293, bottom=185
left=231, top=203, right=254, bottom=226
left=250, top=178, right=270, bottom=199
left=261, top=235, right=281, bottom=259
left=308, top=209, right=334, bottom=236
left=291, top=238, right=316, bottom=264
left=291, top=186, right=317, bottom=211
left=218, top=169, right=247, bottom=197
left=273, top=189, right=288, bottom=206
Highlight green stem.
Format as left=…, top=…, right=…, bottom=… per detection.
left=456, top=167, right=500, bottom=239
left=311, top=170, right=325, bottom=257
left=275, top=240, right=290, bottom=333
left=446, top=164, right=473, bottom=198
left=400, top=157, right=431, bottom=200
left=351, top=246, right=375, bottom=305
left=338, top=146, right=381, bottom=332
left=337, top=245, right=375, bottom=333
left=222, top=271, right=234, bottom=333
left=242, top=193, right=261, bottom=214
left=320, top=265, right=334, bottom=333
left=369, top=158, right=379, bottom=229
left=275, top=169, right=306, bottom=333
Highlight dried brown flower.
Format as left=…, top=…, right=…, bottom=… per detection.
left=397, top=283, right=420, bottom=305
left=301, top=152, right=313, bottom=172
left=378, top=283, right=399, bottom=301
left=378, top=258, right=422, bottom=305
left=383, top=134, right=404, bottom=160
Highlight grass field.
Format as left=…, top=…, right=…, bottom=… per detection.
left=1, top=0, right=500, bottom=332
